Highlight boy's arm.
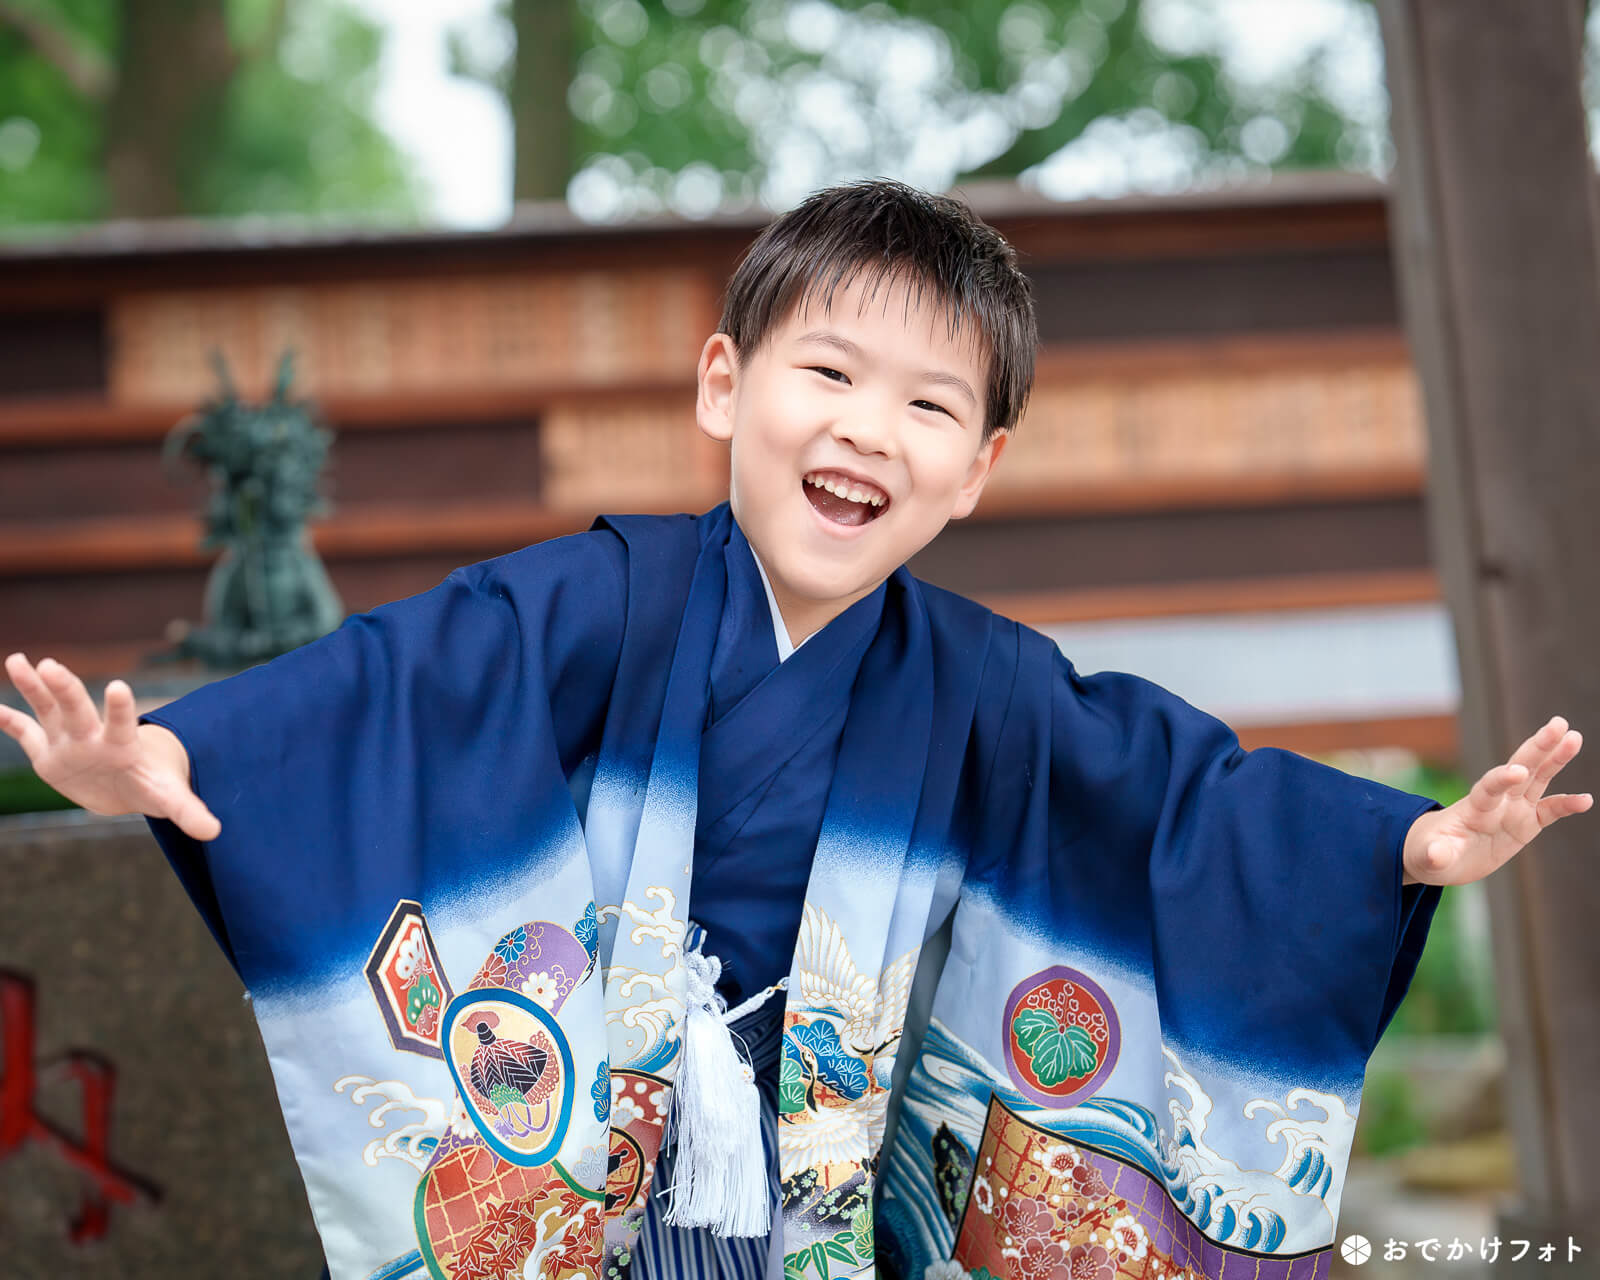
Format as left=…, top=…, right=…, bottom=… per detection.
left=1019, top=642, right=1445, bottom=1066
left=1401, top=715, right=1590, bottom=886
left=132, top=529, right=629, bottom=980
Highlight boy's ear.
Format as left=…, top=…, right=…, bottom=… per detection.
left=696, top=333, right=739, bottom=444
left=950, top=430, right=1009, bottom=520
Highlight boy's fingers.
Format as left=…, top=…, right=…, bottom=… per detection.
left=176, top=799, right=222, bottom=843
left=1468, top=762, right=1526, bottom=811
left=1508, top=717, right=1569, bottom=797
left=0, top=703, right=47, bottom=764
left=146, top=768, right=219, bottom=841
left=37, top=658, right=99, bottom=738
left=1524, top=729, right=1581, bottom=803
left=5, top=653, right=62, bottom=729
left=1537, top=792, right=1594, bottom=828
left=102, top=679, right=138, bottom=747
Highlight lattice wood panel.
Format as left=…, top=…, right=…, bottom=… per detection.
left=991, top=358, right=1425, bottom=494
left=539, top=395, right=727, bottom=510
left=107, top=270, right=715, bottom=403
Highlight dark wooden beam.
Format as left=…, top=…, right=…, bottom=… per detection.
left=912, top=496, right=1431, bottom=597
left=1235, top=713, right=1456, bottom=761
left=976, top=568, right=1440, bottom=625
left=1378, top=0, right=1600, bottom=1243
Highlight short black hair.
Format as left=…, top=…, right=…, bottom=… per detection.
left=717, top=178, right=1037, bottom=442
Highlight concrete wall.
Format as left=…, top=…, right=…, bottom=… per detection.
left=0, top=813, right=321, bottom=1277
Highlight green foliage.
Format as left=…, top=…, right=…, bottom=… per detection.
left=0, top=0, right=419, bottom=228
left=226, top=0, right=285, bottom=49
left=1371, top=760, right=1471, bottom=809
left=463, top=0, right=1391, bottom=213
left=1385, top=878, right=1497, bottom=1037
left=0, top=0, right=113, bottom=225
left=568, top=0, right=758, bottom=178
left=0, top=767, right=77, bottom=816
left=1354, top=1067, right=1428, bottom=1156
left=193, top=6, right=419, bottom=219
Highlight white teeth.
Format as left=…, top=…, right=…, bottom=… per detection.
left=804, top=472, right=886, bottom=507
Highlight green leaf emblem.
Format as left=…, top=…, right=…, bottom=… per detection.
left=1011, top=1008, right=1098, bottom=1087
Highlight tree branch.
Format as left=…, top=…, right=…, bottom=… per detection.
left=0, top=0, right=114, bottom=100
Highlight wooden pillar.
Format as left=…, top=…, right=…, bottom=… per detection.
left=1377, top=0, right=1600, bottom=1257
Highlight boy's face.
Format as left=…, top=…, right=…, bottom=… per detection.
left=696, top=271, right=1009, bottom=639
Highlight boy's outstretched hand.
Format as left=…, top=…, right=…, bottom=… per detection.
left=0, top=653, right=221, bottom=841
left=1402, top=716, right=1591, bottom=887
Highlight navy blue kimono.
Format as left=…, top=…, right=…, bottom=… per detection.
left=138, top=504, right=1440, bottom=1280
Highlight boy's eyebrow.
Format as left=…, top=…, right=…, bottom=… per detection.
left=794, top=329, right=978, bottom=411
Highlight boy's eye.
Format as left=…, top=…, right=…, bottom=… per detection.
left=810, top=367, right=953, bottom=419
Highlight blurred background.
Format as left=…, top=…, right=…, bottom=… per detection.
left=0, top=0, right=1594, bottom=1276
left=0, top=0, right=1479, bottom=227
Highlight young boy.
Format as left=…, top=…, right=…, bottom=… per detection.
left=1, top=180, right=1589, bottom=1280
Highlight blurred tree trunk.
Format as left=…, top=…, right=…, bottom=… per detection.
left=1379, top=0, right=1600, bottom=1251
left=510, top=0, right=573, bottom=201
left=103, top=0, right=238, bottom=218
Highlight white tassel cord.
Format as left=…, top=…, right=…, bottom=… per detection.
left=661, top=948, right=784, bottom=1237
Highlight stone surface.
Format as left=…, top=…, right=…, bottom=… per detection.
left=0, top=813, right=322, bottom=1278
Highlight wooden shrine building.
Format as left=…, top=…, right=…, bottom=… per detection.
left=0, top=173, right=1449, bottom=759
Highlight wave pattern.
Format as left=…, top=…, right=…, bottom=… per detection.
left=879, top=1019, right=1349, bottom=1276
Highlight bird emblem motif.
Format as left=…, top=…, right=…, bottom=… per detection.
left=464, top=1009, right=562, bottom=1139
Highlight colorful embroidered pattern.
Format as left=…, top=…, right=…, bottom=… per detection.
left=466, top=920, right=592, bottom=1010
left=414, top=1151, right=602, bottom=1280
left=355, top=907, right=613, bottom=1276
left=605, top=1069, right=670, bottom=1222
left=1001, top=968, right=1120, bottom=1108
left=444, top=994, right=573, bottom=1166
left=366, top=900, right=455, bottom=1059
left=348, top=892, right=691, bottom=1275
left=951, top=1095, right=1331, bottom=1280
left=779, top=904, right=920, bottom=1279
left=781, top=1213, right=874, bottom=1280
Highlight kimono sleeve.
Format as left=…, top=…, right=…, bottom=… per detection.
left=138, top=529, right=627, bottom=990
left=979, top=633, right=1443, bottom=1090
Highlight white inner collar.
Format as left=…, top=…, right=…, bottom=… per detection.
left=748, top=546, right=818, bottom=662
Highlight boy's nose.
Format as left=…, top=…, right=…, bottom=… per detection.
left=829, top=415, right=896, bottom=457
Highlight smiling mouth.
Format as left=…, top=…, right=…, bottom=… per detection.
left=801, top=476, right=889, bottom=526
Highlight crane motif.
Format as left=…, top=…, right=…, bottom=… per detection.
left=780, top=905, right=919, bottom=1176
